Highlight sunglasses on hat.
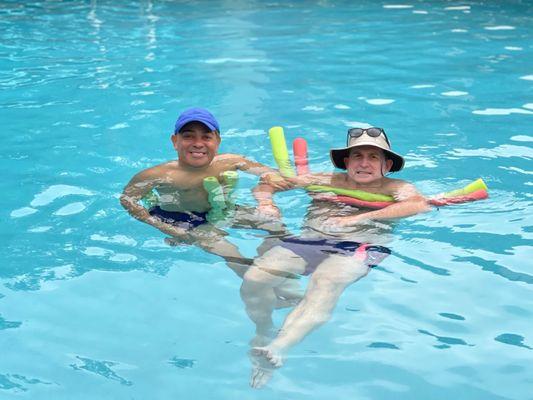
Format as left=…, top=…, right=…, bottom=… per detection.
left=347, top=127, right=391, bottom=147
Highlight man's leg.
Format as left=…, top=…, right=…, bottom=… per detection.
left=180, top=205, right=288, bottom=278
left=240, top=246, right=306, bottom=388
left=253, top=254, right=371, bottom=369
left=231, top=205, right=288, bottom=237
left=241, top=246, right=306, bottom=340
left=163, top=223, right=252, bottom=277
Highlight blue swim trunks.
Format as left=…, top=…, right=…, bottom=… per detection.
left=277, top=236, right=391, bottom=275
left=149, top=206, right=208, bottom=229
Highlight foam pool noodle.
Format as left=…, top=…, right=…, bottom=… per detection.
left=429, top=179, right=488, bottom=206
left=293, top=138, right=310, bottom=175
left=306, top=185, right=395, bottom=202
left=203, top=176, right=227, bottom=223
left=269, top=126, right=296, bottom=177
left=439, top=178, right=487, bottom=198
left=221, top=170, right=239, bottom=210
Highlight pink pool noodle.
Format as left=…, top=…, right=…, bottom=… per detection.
left=429, top=189, right=488, bottom=206
left=293, top=137, right=310, bottom=175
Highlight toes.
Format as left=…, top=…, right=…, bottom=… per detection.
left=270, top=356, right=283, bottom=368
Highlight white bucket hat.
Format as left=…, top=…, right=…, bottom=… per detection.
left=329, top=128, right=405, bottom=172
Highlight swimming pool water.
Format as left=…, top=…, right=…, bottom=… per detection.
left=1, top=1, right=532, bottom=399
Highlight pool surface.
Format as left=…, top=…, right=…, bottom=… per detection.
left=1, top=1, right=532, bottom=399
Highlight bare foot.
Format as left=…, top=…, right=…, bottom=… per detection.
left=249, top=346, right=281, bottom=389
left=251, top=346, right=283, bottom=368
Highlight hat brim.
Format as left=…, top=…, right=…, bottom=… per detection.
left=330, top=142, right=405, bottom=172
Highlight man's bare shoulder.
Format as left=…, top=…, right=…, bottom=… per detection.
left=313, top=172, right=336, bottom=185
left=131, top=161, right=179, bottom=183
left=214, top=153, right=245, bottom=163
left=329, top=173, right=350, bottom=187
left=213, top=153, right=268, bottom=174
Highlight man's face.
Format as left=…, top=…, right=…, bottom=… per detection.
left=344, top=146, right=393, bottom=184
left=171, top=121, right=221, bottom=169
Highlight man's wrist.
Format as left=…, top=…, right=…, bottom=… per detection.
left=258, top=198, right=274, bottom=205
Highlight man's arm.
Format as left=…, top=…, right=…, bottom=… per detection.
left=351, top=196, right=429, bottom=222
left=328, top=182, right=431, bottom=226
left=229, top=154, right=293, bottom=190
left=119, top=170, right=189, bottom=239
left=252, top=172, right=334, bottom=218
left=252, top=180, right=283, bottom=218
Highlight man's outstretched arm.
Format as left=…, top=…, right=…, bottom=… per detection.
left=326, top=183, right=431, bottom=226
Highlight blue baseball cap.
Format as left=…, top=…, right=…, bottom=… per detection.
left=174, top=107, right=220, bottom=134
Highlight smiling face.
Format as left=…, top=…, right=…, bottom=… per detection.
left=344, top=145, right=393, bottom=185
left=171, top=121, right=221, bottom=169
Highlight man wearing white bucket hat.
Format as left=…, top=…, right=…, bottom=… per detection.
left=242, top=127, right=430, bottom=388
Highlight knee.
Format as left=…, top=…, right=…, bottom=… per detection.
left=242, top=267, right=270, bottom=287
left=239, top=281, right=261, bottom=306
left=240, top=268, right=272, bottom=299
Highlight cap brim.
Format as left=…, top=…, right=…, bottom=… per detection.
left=330, top=142, right=405, bottom=172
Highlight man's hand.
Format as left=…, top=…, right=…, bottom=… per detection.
left=257, top=202, right=281, bottom=219
left=154, top=220, right=190, bottom=240
left=260, top=172, right=293, bottom=190
left=324, top=214, right=365, bottom=227
left=285, top=174, right=316, bottom=187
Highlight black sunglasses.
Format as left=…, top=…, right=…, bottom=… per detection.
left=347, top=127, right=391, bottom=147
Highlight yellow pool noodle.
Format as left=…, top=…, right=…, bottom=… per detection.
left=306, top=185, right=395, bottom=202
left=441, top=178, right=487, bottom=198
left=269, top=126, right=296, bottom=177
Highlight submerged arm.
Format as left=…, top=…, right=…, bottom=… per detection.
left=353, top=196, right=429, bottom=221
left=120, top=171, right=189, bottom=239
left=252, top=180, right=283, bottom=218
left=252, top=173, right=333, bottom=218
left=223, top=154, right=292, bottom=218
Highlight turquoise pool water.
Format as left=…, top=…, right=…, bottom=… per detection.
left=1, top=1, right=532, bottom=399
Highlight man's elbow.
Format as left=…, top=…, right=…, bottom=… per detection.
left=119, top=193, right=133, bottom=211
left=415, top=197, right=432, bottom=213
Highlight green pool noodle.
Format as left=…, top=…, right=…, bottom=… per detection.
left=308, top=179, right=488, bottom=205
left=306, top=185, right=395, bottom=202
left=203, top=176, right=227, bottom=222
left=221, top=170, right=239, bottom=209
left=269, top=126, right=296, bottom=177
left=222, top=170, right=239, bottom=193
left=440, top=178, right=487, bottom=198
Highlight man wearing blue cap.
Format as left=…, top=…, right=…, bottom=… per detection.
left=120, top=107, right=291, bottom=278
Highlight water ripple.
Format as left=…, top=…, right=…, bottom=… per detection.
left=70, top=356, right=133, bottom=386
left=30, top=185, right=94, bottom=207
